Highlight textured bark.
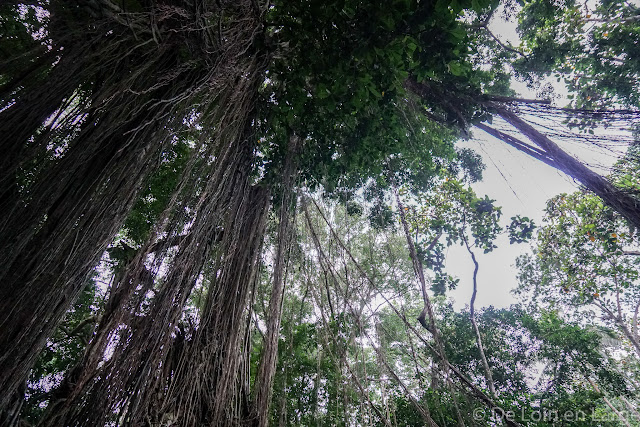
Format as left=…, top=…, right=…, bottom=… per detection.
left=153, top=184, right=270, bottom=426
left=36, top=2, right=268, bottom=423
left=0, top=118, right=167, bottom=409
left=47, top=145, right=268, bottom=426
left=0, top=0, right=266, bottom=409
left=0, top=48, right=83, bottom=187
left=0, top=383, right=25, bottom=427
left=493, top=105, right=640, bottom=230
left=253, top=134, right=300, bottom=426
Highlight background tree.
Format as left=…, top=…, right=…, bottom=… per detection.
left=2, top=0, right=640, bottom=425
left=515, top=0, right=640, bottom=109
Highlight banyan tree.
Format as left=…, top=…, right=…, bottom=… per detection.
left=1, top=0, right=639, bottom=425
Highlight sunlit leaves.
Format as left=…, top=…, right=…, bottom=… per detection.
left=407, top=175, right=503, bottom=254
left=515, top=0, right=640, bottom=109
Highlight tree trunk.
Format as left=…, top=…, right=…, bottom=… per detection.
left=0, top=118, right=166, bottom=409
left=492, top=104, right=640, bottom=230
left=0, top=0, right=265, bottom=409
left=464, top=237, right=497, bottom=398
left=253, top=134, right=300, bottom=426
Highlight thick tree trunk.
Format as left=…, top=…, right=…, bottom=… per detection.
left=0, top=0, right=263, bottom=409
left=45, top=17, right=270, bottom=419
left=0, top=119, right=166, bottom=409
left=0, top=49, right=84, bottom=187
left=0, top=12, right=179, bottom=406
left=0, top=383, right=25, bottom=427
left=492, top=105, right=640, bottom=230
left=48, top=150, right=269, bottom=426
left=158, top=184, right=270, bottom=426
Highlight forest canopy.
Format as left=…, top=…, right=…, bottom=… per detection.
left=0, top=0, right=639, bottom=426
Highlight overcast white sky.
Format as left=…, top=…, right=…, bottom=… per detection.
left=447, top=127, right=579, bottom=310
left=443, top=16, right=630, bottom=310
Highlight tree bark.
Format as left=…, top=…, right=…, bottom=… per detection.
left=492, top=104, right=640, bottom=230
left=253, top=134, right=300, bottom=426
left=0, top=121, right=163, bottom=409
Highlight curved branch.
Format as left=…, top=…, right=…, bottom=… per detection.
left=482, top=26, right=528, bottom=58
left=463, top=236, right=497, bottom=398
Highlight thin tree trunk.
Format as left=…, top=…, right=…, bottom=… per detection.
left=587, top=378, right=633, bottom=427
left=253, top=134, right=300, bottom=426
left=596, top=301, right=640, bottom=358
left=633, top=297, right=640, bottom=345
left=302, top=210, right=395, bottom=427
left=463, top=237, right=497, bottom=398
left=620, top=396, right=640, bottom=422
left=394, top=189, right=445, bottom=358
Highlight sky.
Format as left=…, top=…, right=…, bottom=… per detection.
left=448, top=117, right=630, bottom=311
left=441, top=16, right=630, bottom=310
left=446, top=125, right=578, bottom=310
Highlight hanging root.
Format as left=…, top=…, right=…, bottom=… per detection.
left=0, top=0, right=269, bottom=415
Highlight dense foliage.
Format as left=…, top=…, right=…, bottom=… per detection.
left=1, top=0, right=639, bottom=426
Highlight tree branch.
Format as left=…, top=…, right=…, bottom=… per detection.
left=586, top=377, right=633, bottom=427
left=484, top=95, right=550, bottom=105
left=475, top=122, right=559, bottom=169
left=394, top=189, right=446, bottom=360
left=463, top=236, right=497, bottom=398
left=304, top=194, right=521, bottom=426
left=491, top=103, right=640, bottom=231
left=584, top=15, right=640, bottom=24
left=481, top=27, right=528, bottom=58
